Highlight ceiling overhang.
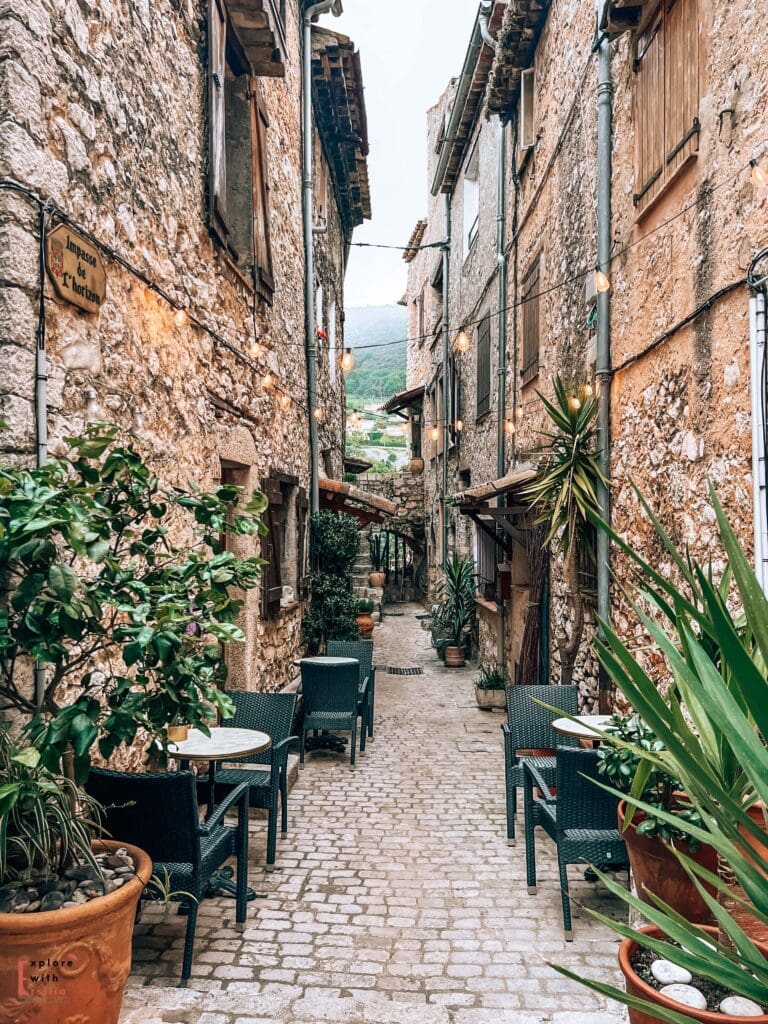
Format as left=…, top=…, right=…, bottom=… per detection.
left=319, top=477, right=396, bottom=527
left=484, top=0, right=550, bottom=119
left=228, top=0, right=288, bottom=78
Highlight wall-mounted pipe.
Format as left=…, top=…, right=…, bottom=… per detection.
left=495, top=116, right=507, bottom=668
left=441, top=197, right=451, bottom=570
left=479, top=0, right=497, bottom=48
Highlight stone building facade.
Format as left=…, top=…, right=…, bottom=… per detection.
left=401, top=0, right=768, bottom=704
left=0, top=0, right=370, bottom=692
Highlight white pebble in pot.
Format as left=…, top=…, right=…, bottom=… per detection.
left=651, top=960, right=693, bottom=986
left=719, top=996, right=765, bottom=1017
left=659, top=984, right=708, bottom=1010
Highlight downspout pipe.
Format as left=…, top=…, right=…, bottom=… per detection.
left=302, top=0, right=342, bottom=517
left=478, top=0, right=496, bottom=48
left=595, top=18, right=613, bottom=711
left=495, top=116, right=507, bottom=669
left=34, top=203, right=47, bottom=709
left=442, top=197, right=451, bottom=570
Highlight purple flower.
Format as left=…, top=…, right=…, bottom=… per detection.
left=185, top=621, right=199, bottom=636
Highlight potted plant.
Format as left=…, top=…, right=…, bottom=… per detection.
left=356, top=599, right=375, bottom=638
left=599, top=714, right=717, bottom=922
left=369, top=532, right=385, bottom=588
left=552, top=488, right=768, bottom=1022
left=0, top=426, right=267, bottom=1023
left=474, top=665, right=506, bottom=710
left=304, top=510, right=360, bottom=651
left=436, top=554, right=476, bottom=668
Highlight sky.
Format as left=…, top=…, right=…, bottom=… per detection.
left=320, top=0, right=476, bottom=309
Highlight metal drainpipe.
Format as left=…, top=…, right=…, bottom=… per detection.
left=302, top=0, right=341, bottom=517
left=441, top=195, right=451, bottom=570
left=509, top=109, right=520, bottom=467
left=495, top=117, right=507, bottom=668
left=34, top=203, right=47, bottom=708
left=595, top=26, right=613, bottom=711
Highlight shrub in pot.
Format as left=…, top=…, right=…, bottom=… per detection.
left=304, top=511, right=360, bottom=651
left=369, top=532, right=385, bottom=587
left=474, top=665, right=506, bottom=710
left=356, top=599, right=375, bottom=638
left=432, top=554, right=476, bottom=668
left=0, top=426, right=267, bottom=1022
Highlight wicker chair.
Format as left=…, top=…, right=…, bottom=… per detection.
left=327, top=639, right=375, bottom=746
left=523, top=747, right=629, bottom=940
left=502, top=684, right=579, bottom=845
left=300, top=656, right=360, bottom=768
left=201, top=691, right=298, bottom=872
left=85, top=767, right=250, bottom=981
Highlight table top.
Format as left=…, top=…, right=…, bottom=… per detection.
left=552, top=715, right=612, bottom=741
left=167, top=726, right=272, bottom=761
left=300, top=656, right=359, bottom=667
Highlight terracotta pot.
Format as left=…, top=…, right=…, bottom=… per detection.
left=356, top=612, right=375, bottom=638
left=738, top=801, right=768, bottom=871
left=619, top=924, right=768, bottom=1024
left=721, top=800, right=768, bottom=944
left=618, top=801, right=718, bottom=923
left=167, top=724, right=189, bottom=742
left=408, top=457, right=424, bottom=475
left=444, top=646, right=465, bottom=668
left=369, top=571, right=385, bottom=588
left=475, top=687, right=506, bottom=710
left=0, top=840, right=152, bottom=1024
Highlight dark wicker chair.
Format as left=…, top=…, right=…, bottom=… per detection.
left=300, top=656, right=360, bottom=768
left=201, top=691, right=298, bottom=872
left=523, top=746, right=629, bottom=940
left=85, top=767, right=250, bottom=981
left=327, top=639, right=375, bottom=747
left=502, top=684, right=579, bottom=845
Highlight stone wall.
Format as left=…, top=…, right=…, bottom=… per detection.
left=0, top=0, right=352, bottom=694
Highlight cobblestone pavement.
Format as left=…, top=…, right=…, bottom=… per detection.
left=121, top=605, right=627, bottom=1024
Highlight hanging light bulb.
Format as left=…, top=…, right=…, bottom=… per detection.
left=583, top=382, right=594, bottom=397
left=504, top=418, right=515, bottom=436
left=430, top=426, right=439, bottom=441
left=279, top=394, right=290, bottom=409
left=250, top=340, right=262, bottom=359
left=174, top=308, right=188, bottom=328
left=595, top=269, right=611, bottom=294
left=569, top=395, right=581, bottom=412
left=262, top=373, right=274, bottom=390
left=341, top=348, right=355, bottom=372
left=401, top=422, right=409, bottom=435
left=85, top=388, right=102, bottom=421
left=314, top=406, right=323, bottom=421
left=454, top=418, right=464, bottom=433
left=134, top=409, right=145, bottom=431
left=751, top=161, right=768, bottom=188
left=455, top=329, right=470, bottom=353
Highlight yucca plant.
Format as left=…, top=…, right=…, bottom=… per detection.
left=522, top=376, right=607, bottom=684
left=552, top=486, right=768, bottom=1022
left=435, top=553, right=476, bottom=648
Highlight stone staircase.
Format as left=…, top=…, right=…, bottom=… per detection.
left=350, top=548, right=383, bottom=619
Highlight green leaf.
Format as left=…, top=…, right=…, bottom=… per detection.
left=11, top=747, right=41, bottom=769
left=47, top=563, right=77, bottom=601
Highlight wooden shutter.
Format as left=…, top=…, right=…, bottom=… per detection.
left=476, top=317, right=491, bottom=418
left=296, top=486, right=309, bottom=597
left=208, top=0, right=230, bottom=243
left=251, top=82, right=274, bottom=304
left=261, top=476, right=283, bottom=618
left=521, top=259, right=540, bottom=385
left=664, top=0, right=699, bottom=180
left=520, top=69, right=535, bottom=151
left=633, top=9, right=664, bottom=214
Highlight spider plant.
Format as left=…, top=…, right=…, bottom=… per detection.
left=522, top=376, right=607, bottom=684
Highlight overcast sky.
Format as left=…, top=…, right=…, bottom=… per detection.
left=321, top=0, right=476, bottom=309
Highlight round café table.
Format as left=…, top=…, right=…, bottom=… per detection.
left=552, top=714, right=612, bottom=744
left=168, top=727, right=271, bottom=901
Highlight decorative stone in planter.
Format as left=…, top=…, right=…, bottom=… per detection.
left=0, top=840, right=152, bottom=1024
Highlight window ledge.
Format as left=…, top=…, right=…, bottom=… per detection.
left=634, top=151, right=698, bottom=224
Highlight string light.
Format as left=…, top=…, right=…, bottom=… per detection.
left=751, top=161, right=768, bottom=188
left=341, top=348, right=355, bottom=372
left=401, top=422, right=409, bottom=435
left=504, top=419, right=515, bottom=435
left=262, top=373, right=274, bottom=390
left=173, top=308, right=188, bottom=328
left=569, top=395, right=581, bottom=411
left=314, top=407, right=323, bottom=421
left=430, top=426, right=439, bottom=441
left=583, top=382, right=594, bottom=397
left=85, top=388, right=102, bottom=421
left=250, top=340, right=262, bottom=358
left=454, top=419, right=464, bottom=433
left=455, top=329, right=470, bottom=353
left=279, top=394, right=290, bottom=409
left=595, top=269, right=611, bottom=294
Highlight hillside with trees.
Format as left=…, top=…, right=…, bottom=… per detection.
left=345, top=305, right=407, bottom=406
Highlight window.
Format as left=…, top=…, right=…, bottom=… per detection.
left=476, top=316, right=491, bottom=419
left=208, top=0, right=274, bottom=302
left=261, top=474, right=308, bottom=618
left=314, top=132, right=329, bottom=229
left=521, top=257, right=540, bottom=385
left=474, top=526, right=499, bottom=603
left=463, top=144, right=480, bottom=257
left=449, top=355, right=461, bottom=443
left=519, top=68, right=535, bottom=151
left=415, top=288, right=425, bottom=344
left=633, top=0, right=699, bottom=215
left=430, top=372, right=446, bottom=459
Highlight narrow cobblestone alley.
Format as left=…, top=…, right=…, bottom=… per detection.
left=121, top=606, right=627, bottom=1024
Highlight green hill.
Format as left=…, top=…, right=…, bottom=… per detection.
left=344, top=305, right=407, bottom=406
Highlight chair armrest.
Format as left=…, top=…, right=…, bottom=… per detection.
left=523, top=761, right=557, bottom=804
left=271, top=735, right=299, bottom=765
left=501, top=723, right=511, bottom=736
left=199, top=780, right=250, bottom=834
left=273, top=735, right=299, bottom=752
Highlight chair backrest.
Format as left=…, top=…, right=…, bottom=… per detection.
left=555, top=747, right=623, bottom=833
left=505, top=684, right=579, bottom=751
left=326, top=639, right=373, bottom=684
left=85, top=767, right=201, bottom=867
left=222, top=691, right=297, bottom=765
left=300, top=657, right=359, bottom=715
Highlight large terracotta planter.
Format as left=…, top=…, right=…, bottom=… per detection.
left=0, top=840, right=152, bottom=1024
left=369, top=571, right=385, bottom=588
left=408, top=458, right=424, bottom=475
left=356, top=612, right=375, bottom=638
left=619, top=924, right=768, bottom=1024
left=445, top=646, right=465, bottom=668
left=722, top=800, right=768, bottom=944
left=475, top=687, right=505, bottom=710
left=618, top=801, right=718, bottom=923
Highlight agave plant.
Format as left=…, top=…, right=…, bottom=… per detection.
left=522, top=376, right=607, bottom=684
left=552, top=486, right=768, bottom=1022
